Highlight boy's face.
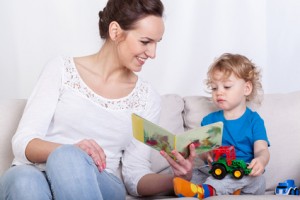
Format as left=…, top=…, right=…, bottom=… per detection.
left=210, top=70, right=252, bottom=114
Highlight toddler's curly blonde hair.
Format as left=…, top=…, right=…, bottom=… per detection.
left=206, top=53, right=263, bottom=103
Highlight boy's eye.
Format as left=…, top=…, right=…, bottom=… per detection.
left=210, top=85, right=217, bottom=91
left=224, top=86, right=232, bottom=89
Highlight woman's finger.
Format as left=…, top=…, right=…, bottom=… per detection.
left=88, top=139, right=106, bottom=170
left=75, top=139, right=106, bottom=171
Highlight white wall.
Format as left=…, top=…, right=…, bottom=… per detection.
left=1, top=0, right=300, bottom=99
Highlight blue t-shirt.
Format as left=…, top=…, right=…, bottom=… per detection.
left=201, top=107, right=270, bottom=163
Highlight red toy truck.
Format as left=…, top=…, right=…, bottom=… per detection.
left=209, top=146, right=252, bottom=180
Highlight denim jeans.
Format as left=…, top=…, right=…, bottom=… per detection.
left=0, top=145, right=126, bottom=200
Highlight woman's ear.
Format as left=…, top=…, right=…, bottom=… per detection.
left=108, top=21, right=122, bottom=41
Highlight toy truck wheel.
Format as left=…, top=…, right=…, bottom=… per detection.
left=232, top=168, right=245, bottom=179
left=289, top=189, right=295, bottom=195
left=211, top=164, right=227, bottom=180
left=289, top=188, right=299, bottom=195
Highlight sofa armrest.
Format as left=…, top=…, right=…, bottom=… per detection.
left=0, top=99, right=26, bottom=176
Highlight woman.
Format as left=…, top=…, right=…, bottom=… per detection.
left=0, top=0, right=195, bottom=199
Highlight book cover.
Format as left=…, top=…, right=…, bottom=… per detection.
left=132, top=113, right=223, bottom=159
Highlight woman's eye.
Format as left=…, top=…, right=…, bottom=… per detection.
left=140, top=41, right=149, bottom=45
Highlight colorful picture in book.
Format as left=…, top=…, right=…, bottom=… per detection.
left=132, top=113, right=223, bottom=159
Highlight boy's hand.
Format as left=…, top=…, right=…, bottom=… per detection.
left=200, top=151, right=213, bottom=167
left=249, top=140, right=270, bottom=176
left=248, top=157, right=265, bottom=176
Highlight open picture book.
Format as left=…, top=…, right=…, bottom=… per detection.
left=131, top=113, right=223, bottom=158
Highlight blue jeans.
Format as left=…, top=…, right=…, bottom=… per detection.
left=0, top=145, right=126, bottom=200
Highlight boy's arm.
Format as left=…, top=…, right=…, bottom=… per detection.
left=248, top=140, right=270, bottom=176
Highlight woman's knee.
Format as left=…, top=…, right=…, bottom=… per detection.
left=0, top=165, right=51, bottom=199
left=2, top=165, right=46, bottom=189
left=47, top=145, right=91, bottom=169
left=46, top=144, right=94, bottom=181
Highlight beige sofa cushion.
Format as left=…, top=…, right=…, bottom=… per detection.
left=182, top=91, right=300, bottom=194
left=183, top=95, right=218, bottom=130
left=0, top=99, right=26, bottom=176
left=256, top=91, right=300, bottom=193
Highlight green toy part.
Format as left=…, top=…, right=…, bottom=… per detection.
left=209, top=146, right=252, bottom=180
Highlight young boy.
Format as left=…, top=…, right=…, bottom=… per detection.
left=174, top=53, right=270, bottom=199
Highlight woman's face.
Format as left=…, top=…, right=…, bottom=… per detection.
left=117, top=15, right=165, bottom=72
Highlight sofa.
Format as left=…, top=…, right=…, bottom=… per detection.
left=1, top=91, right=300, bottom=200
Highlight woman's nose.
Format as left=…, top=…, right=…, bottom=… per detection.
left=145, top=43, right=157, bottom=59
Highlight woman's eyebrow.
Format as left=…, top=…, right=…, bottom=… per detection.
left=141, top=37, right=163, bottom=42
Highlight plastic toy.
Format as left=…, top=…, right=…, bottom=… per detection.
left=209, top=146, right=251, bottom=180
left=173, top=177, right=214, bottom=199
left=173, top=176, right=241, bottom=198
left=275, top=179, right=299, bottom=195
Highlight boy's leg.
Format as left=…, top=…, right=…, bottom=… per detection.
left=0, top=165, right=52, bottom=200
left=173, top=177, right=215, bottom=199
left=205, top=175, right=246, bottom=195
left=241, top=175, right=266, bottom=195
left=191, top=166, right=210, bottom=184
left=205, top=175, right=265, bottom=195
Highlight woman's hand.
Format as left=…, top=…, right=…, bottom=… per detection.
left=75, top=139, right=106, bottom=172
left=160, top=143, right=196, bottom=181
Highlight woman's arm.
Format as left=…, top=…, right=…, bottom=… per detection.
left=26, top=138, right=107, bottom=172
left=137, top=144, right=196, bottom=196
left=12, top=57, right=63, bottom=164
left=137, top=173, right=174, bottom=196
left=25, top=138, right=61, bottom=163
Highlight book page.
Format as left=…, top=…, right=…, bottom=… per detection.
left=132, top=114, right=176, bottom=157
left=176, top=122, right=223, bottom=157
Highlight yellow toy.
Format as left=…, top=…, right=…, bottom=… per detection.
left=173, top=177, right=242, bottom=199
left=173, top=177, right=214, bottom=199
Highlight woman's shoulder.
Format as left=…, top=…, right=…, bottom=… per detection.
left=36, top=55, right=72, bottom=79
left=136, top=78, right=160, bottom=100
left=45, top=55, right=71, bottom=64
left=132, top=78, right=161, bottom=112
left=42, top=55, right=74, bottom=71
left=134, top=78, right=161, bottom=121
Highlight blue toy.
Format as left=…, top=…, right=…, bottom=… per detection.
left=275, top=179, right=299, bottom=195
